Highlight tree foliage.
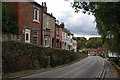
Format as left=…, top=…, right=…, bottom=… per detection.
left=2, top=4, right=18, bottom=34
left=86, top=37, right=102, bottom=48
left=72, top=1, right=120, bottom=54
left=76, top=37, right=102, bottom=50
left=76, top=37, right=87, bottom=49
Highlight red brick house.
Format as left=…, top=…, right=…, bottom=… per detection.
left=54, top=21, right=63, bottom=48
left=85, top=48, right=107, bottom=56
left=3, top=2, right=47, bottom=45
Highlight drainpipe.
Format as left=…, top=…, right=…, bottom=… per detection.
left=41, top=8, right=43, bottom=46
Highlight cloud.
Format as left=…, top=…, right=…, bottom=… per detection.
left=60, top=10, right=99, bottom=36
left=35, top=0, right=100, bottom=37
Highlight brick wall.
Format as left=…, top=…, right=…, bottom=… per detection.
left=18, top=2, right=42, bottom=45
left=4, top=2, right=43, bottom=45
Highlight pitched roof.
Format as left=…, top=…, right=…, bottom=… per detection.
left=63, top=28, right=73, bottom=35
left=44, top=12, right=56, bottom=19
left=32, top=2, right=43, bottom=8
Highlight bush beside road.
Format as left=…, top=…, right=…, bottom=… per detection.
left=2, top=41, right=87, bottom=77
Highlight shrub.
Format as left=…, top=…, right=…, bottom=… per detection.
left=111, top=58, right=120, bottom=67
left=2, top=41, right=87, bottom=73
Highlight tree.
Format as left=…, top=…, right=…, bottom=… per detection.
left=86, top=37, right=102, bottom=48
left=76, top=37, right=87, bottom=50
left=71, top=1, right=120, bottom=54
left=76, top=37, right=102, bottom=50
left=2, top=4, right=18, bottom=34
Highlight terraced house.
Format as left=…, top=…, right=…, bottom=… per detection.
left=3, top=1, right=56, bottom=48
left=42, top=10, right=56, bottom=48
left=54, top=21, right=63, bottom=48
left=3, top=2, right=45, bottom=45
left=66, top=31, right=73, bottom=51
left=62, top=28, right=68, bottom=50
left=3, top=1, right=77, bottom=51
left=72, top=37, right=77, bottom=52
left=62, top=26, right=77, bottom=52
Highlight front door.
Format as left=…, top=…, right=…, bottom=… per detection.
left=25, top=29, right=30, bottom=43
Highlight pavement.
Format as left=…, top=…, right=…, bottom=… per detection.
left=23, top=56, right=104, bottom=78
left=104, top=59, right=120, bottom=78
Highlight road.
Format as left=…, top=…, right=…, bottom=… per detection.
left=23, top=56, right=104, bottom=78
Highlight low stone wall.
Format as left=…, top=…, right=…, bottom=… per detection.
left=2, top=33, right=19, bottom=41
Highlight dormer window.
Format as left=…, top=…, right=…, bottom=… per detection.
left=33, top=8, right=39, bottom=23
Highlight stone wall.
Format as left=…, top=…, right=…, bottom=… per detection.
left=2, top=33, right=19, bottom=41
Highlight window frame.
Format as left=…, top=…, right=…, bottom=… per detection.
left=25, top=29, right=31, bottom=43
left=33, top=8, right=40, bottom=23
left=33, top=29, right=38, bottom=44
left=56, top=27, right=59, bottom=36
left=46, top=15, right=50, bottom=29
left=44, top=35, right=50, bottom=47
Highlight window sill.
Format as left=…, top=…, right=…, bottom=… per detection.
left=46, top=28, right=50, bottom=31
left=33, top=19, right=40, bottom=23
left=45, top=45, right=50, bottom=47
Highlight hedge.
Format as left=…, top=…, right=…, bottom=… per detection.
left=111, top=58, right=120, bottom=67
left=2, top=41, right=87, bottom=73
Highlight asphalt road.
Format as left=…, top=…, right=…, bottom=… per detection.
left=23, top=56, right=104, bottom=78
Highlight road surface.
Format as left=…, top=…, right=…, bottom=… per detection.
left=23, top=56, right=104, bottom=78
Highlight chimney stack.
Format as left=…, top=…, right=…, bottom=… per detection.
left=56, top=20, right=59, bottom=25
left=51, top=13, right=53, bottom=16
left=60, top=22, right=64, bottom=28
left=42, top=2, right=47, bottom=12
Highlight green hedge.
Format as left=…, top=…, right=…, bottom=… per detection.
left=111, top=58, right=120, bottom=67
left=2, top=41, right=87, bottom=73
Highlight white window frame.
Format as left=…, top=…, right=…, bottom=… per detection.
left=56, top=27, right=59, bottom=35
left=46, top=15, right=50, bottom=29
left=25, top=29, right=31, bottom=43
left=44, top=36, right=50, bottom=47
left=33, top=8, right=40, bottom=23
left=33, top=29, right=38, bottom=44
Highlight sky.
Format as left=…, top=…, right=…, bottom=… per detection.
left=35, top=0, right=101, bottom=39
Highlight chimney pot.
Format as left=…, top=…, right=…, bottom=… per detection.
left=56, top=20, right=59, bottom=25
left=51, top=13, right=53, bottom=16
left=42, top=2, right=43, bottom=6
left=42, top=2, right=46, bottom=7
left=45, top=2, right=46, bottom=7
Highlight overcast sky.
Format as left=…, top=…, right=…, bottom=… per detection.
left=35, top=0, right=101, bottom=39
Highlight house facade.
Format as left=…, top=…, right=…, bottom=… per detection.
left=4, top=2, right=45, bottom=45
left=67, top=32, right=73, bottom=51
left=54, top=21, right=62, bottom=48
left=62, top=26, right=77, bottom=52
left=72, top=38, right=77, bottom=52
left=62, top=26, right=73, bottom=51
left=42, top=12, right=56, bottom=48
left=62, top=28, right=68, bottom=50
left=3, top=1, right=78, bottom=52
